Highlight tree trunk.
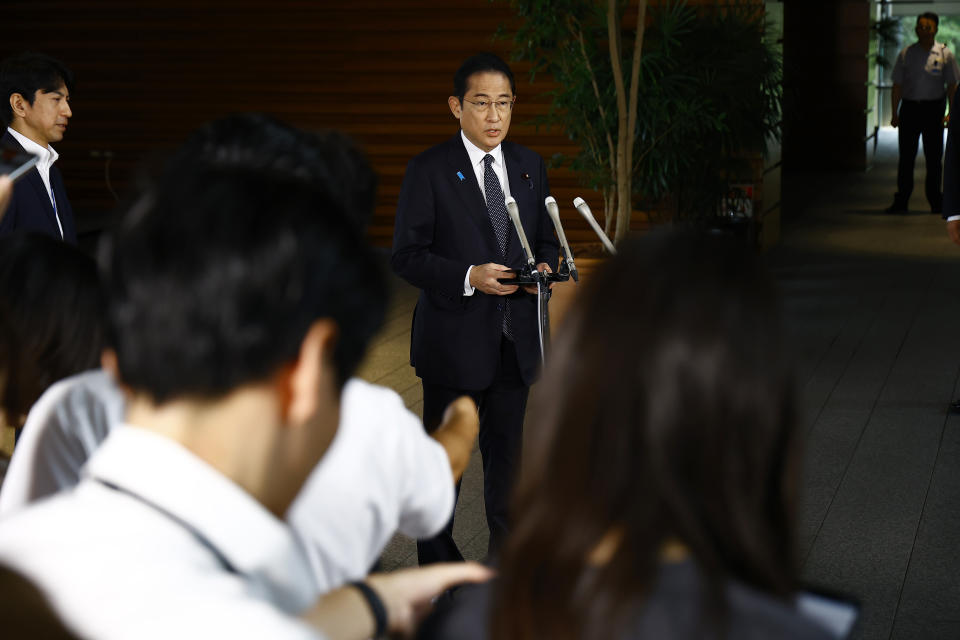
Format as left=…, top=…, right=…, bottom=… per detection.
left=615, top=0, right=647, bottom=244
left=607, top=0, right=629, bottom=246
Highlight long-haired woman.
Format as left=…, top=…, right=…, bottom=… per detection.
left=420, top=230, right=833, bottom=640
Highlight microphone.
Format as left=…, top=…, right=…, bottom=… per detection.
left=544, top=196, right=578, bottom=282
left=504, top=196, right=538, bottom=269
left=573, top=197, right=617, bottom=255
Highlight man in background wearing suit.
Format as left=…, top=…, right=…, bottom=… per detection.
left=392, top=52, right=558, bottom=564
left=0, top=53, right=76, bottom=243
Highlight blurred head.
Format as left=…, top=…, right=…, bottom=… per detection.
left=102, top=115, right=387, bottom=515
left=0, top=52, right=74, bottom=145
left=0, top=233, right=103, bottom=427
left=0, top=564, right=81, bottom=639
left=495, top=230, right=799, bottom=639
left=160, top=113, right=377, bottom=230
left=103, top=118, right=387, bottom=406
left=449, top=53, right=516, bottom=152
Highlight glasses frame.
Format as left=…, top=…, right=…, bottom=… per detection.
left=462, top=97, right=516, bottom=113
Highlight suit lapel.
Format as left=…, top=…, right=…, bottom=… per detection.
left=2, top=131, right=60, bottom=232
left=25, top=168, right=59, bottom=230
left=50, top=166, right=74, bottom=241
left=444, top=134, right=501, bottom=253
left=504, top=142, right=535, bottom=221
left=503, top=142, right=537, bottom=263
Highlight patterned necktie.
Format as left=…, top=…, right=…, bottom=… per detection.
left=483, top=154, right=510, bottom=254
left=482, top=154, right=513, bottom=340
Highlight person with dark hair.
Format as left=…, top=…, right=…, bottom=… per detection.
left=392, top=52, right=559, bottom=565
left=419, top=230, right=836, bottom=640
left=0, top=123, right=489, bottom=639
left=0, top=52, right=76, bottom=241
left=159, top=114, right=377, bottom=232
left=0, top=232, right=103, bottom=437
left=0, top=565, right=82, bottom=640
left=0, top=114, right=478, bottom=597
left=887, top=12, right=959, bottom=214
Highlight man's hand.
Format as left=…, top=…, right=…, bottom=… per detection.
left=891, top=114, right=900, bottom=128
left=522, top=262, right=554, bottom=294
left=470, top=263, right=518, bottom=296
left=366, top=563, right=493, bottom=636
left=947, top=220, right=960, bottom=246
left=0, top=176, right=12, bottom=223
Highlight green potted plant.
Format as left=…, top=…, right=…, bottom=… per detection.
left=498, top=0, right=781, bottom=247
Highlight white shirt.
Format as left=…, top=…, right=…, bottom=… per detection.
left=0, top=426, right=322, bottom=640
left=0, top=370, right=123, bottom=513
left=460, top=130, right=511, bottom=295
left=288, top=378, right=454, bottom=591
left=892, top=42, right=960, bottom=100
left=6, top=126, right=63, bottom=238
left=0, top=372, right=455, bottom=593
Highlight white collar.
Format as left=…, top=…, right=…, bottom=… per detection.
left=461, top=130, right=504, bottom=169
left=7, top=127, right=58, bottom=167
left=84, top=425, right=319, bottom=612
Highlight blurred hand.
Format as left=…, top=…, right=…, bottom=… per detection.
left=891, top=114, right=900, bottom=128
left=366, top=562, right=493, bottom=636
left=948, top=220, right=960, bottom=246
left=441, top=396, right=478, bottom=434
left=434, top=396, right=479, bottom=481
left=470, top=263, right=518, bottom=296
left=0, top=176, right=12, bottom=222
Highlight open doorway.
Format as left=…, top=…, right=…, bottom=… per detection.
left=876, top=3, right=960, bottom=126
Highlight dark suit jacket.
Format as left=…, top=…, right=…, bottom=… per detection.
left=946, top=93, right=960, bottom=219
left=392, top=133, right=559, bottom=390
left=0, top=130, right=77, bottom=244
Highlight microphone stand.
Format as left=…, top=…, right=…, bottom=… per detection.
left=503, top=197, right=573, bottom=363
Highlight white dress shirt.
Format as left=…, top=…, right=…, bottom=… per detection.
left=0, top=426, right=322, bottom=640
left=6, top=126, right=63, bottom=238
left=288, top=378, right=454, bottom=591
left=460, top=130, right=511, bottom=296
left=0, top=369, right=123, bottom=514
left=0, top=372, right=455, bottom=594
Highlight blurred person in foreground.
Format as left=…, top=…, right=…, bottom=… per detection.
left=0, top=232, right=103, bottom=442
left=0, top=121, right=488, bottom=639
left=0, top=564, right=81, bottom=639
left=419, top=230, right=837, bottom=640
left=0, top=116, right=476, bottom=598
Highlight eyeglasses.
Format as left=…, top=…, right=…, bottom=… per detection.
left=463, top=98, right=516, bottom=113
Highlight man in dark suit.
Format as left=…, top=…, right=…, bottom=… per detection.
left=392, top=52, right=558, bottom=564
left=0, top=53, right=76, bottom=243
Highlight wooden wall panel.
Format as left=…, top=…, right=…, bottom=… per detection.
left=4, top=0, right=768, bottom=248
left=3, top=0, right=614, bottom=248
